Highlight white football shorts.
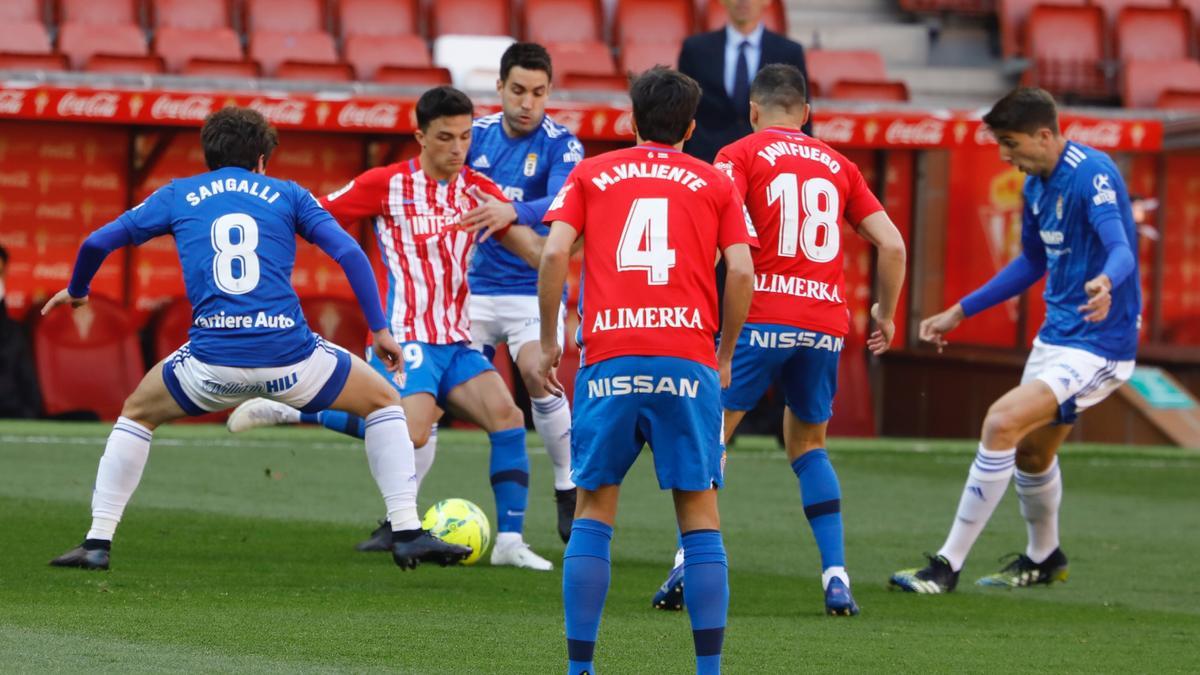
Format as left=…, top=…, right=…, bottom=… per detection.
left=162, top=336, right=352, bottom=415
left=1021, top=337, right=1135, bottom=424
left=468, top=294, right=564, bottom=359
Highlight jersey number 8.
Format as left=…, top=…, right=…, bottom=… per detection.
left=768, top=174, right=840, bottom=263
left=211, top=213, right=261, bottom=294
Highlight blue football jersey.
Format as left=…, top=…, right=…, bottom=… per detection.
left=466, top=113, right=583, bottom=295
left=116, top=166, right=332, bottom=367
left=1023, top=141, right=1140, bottom=360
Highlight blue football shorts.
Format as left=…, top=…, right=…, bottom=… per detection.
left=722, top=323, right=843, bottom=424
left=366, top=340, right=494, bottom=406
left=571, top=355, right=724, bottom=491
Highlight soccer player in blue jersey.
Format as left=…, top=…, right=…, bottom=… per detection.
left=45, top=107, right=470, bottom=571
left=890, top=88, right=1140, bottom=593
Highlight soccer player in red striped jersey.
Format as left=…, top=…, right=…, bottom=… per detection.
left=652, top=64, right=907, bottom=616
left=538, top=67, right=757, bottom=675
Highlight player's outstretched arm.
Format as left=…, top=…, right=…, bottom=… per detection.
left=43, top=220, right=136, bottom=315
left=497, top=224, right=546, bottom=269
left=717, top=243, right=755, bottom=388
left=536, top=221, right=578, bottom=397
left=460, top=185, right=518, bottom=242
left=857, top=211, right=907, bottom=355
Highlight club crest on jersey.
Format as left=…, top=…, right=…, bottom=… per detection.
left=523, top=153, right=539, bottom=177
left=1092, top=173, right=1117, bottom=206
left=1055, top=195, right=1064, bottom=220
left=473, top=155, right=491, bottom=169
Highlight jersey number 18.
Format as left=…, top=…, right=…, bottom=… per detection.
left=768, top=174, right=840, bottom=263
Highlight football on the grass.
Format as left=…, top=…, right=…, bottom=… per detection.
left=422, top=498, right=491, bottom=565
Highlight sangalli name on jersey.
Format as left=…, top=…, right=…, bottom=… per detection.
left=591, top=306, right=703, bottom=332
left=185, top=177, right=283, bottom=207
left=589, top=162, right=708, bottom=192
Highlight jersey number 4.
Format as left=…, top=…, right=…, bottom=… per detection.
left=767, top=174, right=840, bottom=263
left=211, top=213, right=261, bottom=294
left=617, top=198, right=676, bottom=285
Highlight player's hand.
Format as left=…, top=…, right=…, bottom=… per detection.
left=539, top=343, right=564, bottom=397
left=372, top=329, right=405, bottom=374
left=918, top=304, right=965, bottom=354
left=1080, top=274, right=1112, bottom=323
left=867, top=303, right=896, bottom=355
left=459, top=186, right=517, bottom=242
left=41, top=288, right=88, bottom=315
left=716, top=340, right=734, bottom=388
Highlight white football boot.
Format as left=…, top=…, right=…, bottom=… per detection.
left=227, top=398, right=299, bottom=433
left=490, top=537, right=554, bottom=571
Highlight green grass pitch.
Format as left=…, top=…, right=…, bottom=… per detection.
left=1, top=420, right=1197, bottom=673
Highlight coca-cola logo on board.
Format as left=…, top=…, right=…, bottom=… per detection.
left=150, top=94, right=215, bottom=121
left=814, top=117, right=855, bottom=144
left=0, top=90, right=25, bottom=115
left=57, top=92, right=120, bottom=118
left=884, top=119, right=945, bottom=145
left=337, top=102, right=400, bottom=128
left=1064, top=121, right=1122, bottom=148
left=614, top=111, right=634, bottom=136
left=248, top=98, right=307, bottom=126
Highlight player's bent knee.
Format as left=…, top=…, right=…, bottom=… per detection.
left=982, top=406, right=1021, bottom=444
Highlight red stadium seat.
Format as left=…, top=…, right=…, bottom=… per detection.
left=898, top=0, right=993, bottom=14
left=0, top=22, right=53, bottom=54
left=1089, top=0, right=1172, bottom=27
left=703, top=0, right=786, bottom=33
left=59, top=0, right=139, bottom=25
left=301, top=297, right=369, bottom=354
left=59, top=23, right=149, bottom=70
left=615, top=0, right=693, bottom=46
left=561, top=72, right=629, bottom=92
left=154, top=27, right=242, bottom=72
left=151, top=0, right=232, bottom=29
left=805, top=49, right=888, bottom=99
left=275, top=60, right=355, bottom=83
left=244, top=0, right=324, bottom=33
left=998, top=0, right=1084, bottom=58
left=1023, top=4, right=1106, bottom=98
left=619, top=42, right=679, bottom=75
left=429, top=0, right=511, bottom=38
left=373, top=64, right=452, bottom=85
left=1122, top=59, right=1200, bottom=108
left=0, top=52, right=68, bottom=70
left=338, top=0, right=419, bottom=38
left=1114, top=7, right=1191, bottom=64
left=546, top=41, right=616, bottom=84
left=344, top=33, right=430, bottom=80
left=182, top=57, right=261, bottom=78
left=523, top=0, right=603, bottom=44
left=830, top=79, right=911, bottom=102
left=249, top=31, right=338, bottom=76
left=1157, top=87, right=1200, bottom=110
left=1, top=0, right=44, bottom=22
left=85, top=53, right=166, bottom=74
left=34, top=295, right=144, bottom=420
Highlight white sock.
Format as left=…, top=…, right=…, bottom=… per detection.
left=414, top=424, right=438, bottom=492
left=87, top=417, right=153, bottom=541
left=1015, top=457, right=1062, bottom=563
left=531, top=395, right=574, bottom=490
left=496, top=531, right=523, bottom=549
left=937, top=444, right=1016, bottom=571
left=822, top=566, right=850, bottom=591
left=363, top=406, right=421, bottom=531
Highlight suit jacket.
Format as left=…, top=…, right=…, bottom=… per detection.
left=677, top=27, right=812, bottom=163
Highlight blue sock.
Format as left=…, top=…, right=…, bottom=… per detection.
left=564, top=519, right=612, bottom=675
left=791, top=449, right=845, bottom=570
left=299, top=410, right=366, bottom=439
left=488, top=428, right=529, bottom=533
left=682, top=529, right=728, bottom=675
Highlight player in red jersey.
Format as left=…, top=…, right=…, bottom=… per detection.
left=652, top=64, right=908, bottom=616
left=537, top=68, right=757, bottom=675
left=228, top=87, right=555, bottom=570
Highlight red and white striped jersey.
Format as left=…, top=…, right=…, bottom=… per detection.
left=320, top=157, right=508, bottom=344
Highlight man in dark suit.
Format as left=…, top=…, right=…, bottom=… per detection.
left=678, top=0, right=812, bottom=162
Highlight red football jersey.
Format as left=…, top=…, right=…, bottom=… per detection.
left=545, top=143, right=757, bottom=368
left=716, top=127, right=884, bottom=337
left=320, top=157, right=507, bottom=344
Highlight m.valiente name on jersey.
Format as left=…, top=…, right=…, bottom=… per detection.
left=591, top=305, right=703, bottom=332
left=590, top=161, right=709, bottom=192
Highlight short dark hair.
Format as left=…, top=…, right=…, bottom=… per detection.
left=416, top=86, right=474, bottom=131
left=200, top=107, right=278, bottom=171
left=629, top=67, right=701, bottom=145
left=500, top=42, right=552, bottom=82
left=983, top=87, right=1060, bottom=135
left=750, top=64, right=808, bottom=111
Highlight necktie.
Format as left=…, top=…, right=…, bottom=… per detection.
left=732, top=40, right=751, bottom=121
